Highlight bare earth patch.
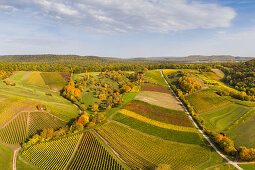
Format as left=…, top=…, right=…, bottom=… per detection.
left=135, top=91, right=184, bottom=111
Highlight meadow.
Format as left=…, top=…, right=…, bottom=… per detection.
left=186, top=89, right=230, bottom=113
left=201, top=104, right=250, bottom=132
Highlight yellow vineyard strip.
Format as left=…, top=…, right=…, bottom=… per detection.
left=119, top=109, right=197, bottom=133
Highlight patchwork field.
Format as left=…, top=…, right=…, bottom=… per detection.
left=186, top=89, right=230, bottom=113
left=123, top=101, right=192, bottom=127
left=22, top=72, right=48, bottom=88
left=96, top=121, right=210, bottom=170
left=40, top=72, right=67, bottom=91
left=69, top=132, right=125, bottom=170
left=202, top=104, right=250, bottom=132
left=135, top=91, right=184, bottom=111
left=22, top=134, right=82, bottom=170
left=22, top=72, right=67, bottom=91
left=113, top=113, right=204, bottom=144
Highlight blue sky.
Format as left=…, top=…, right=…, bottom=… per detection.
left=0, top=0, right=254, bottom=58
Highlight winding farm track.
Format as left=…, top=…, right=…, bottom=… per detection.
left=160, top=71, right=243, bottom=170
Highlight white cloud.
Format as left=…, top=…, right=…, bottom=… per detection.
left=0, top=0, right=236, bottom=33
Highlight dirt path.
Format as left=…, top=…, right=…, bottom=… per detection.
left=160, top=71, right=243, bottom=170
left=13, top=147, right=21, bottom=170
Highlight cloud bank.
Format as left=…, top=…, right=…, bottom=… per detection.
left=0, top=0, right=236, bottom=33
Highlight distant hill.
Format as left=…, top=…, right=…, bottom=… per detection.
left=0, top=54, right=253, bottom=65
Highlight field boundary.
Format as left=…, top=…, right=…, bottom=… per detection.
left=160, top=71, right=243, bottom=170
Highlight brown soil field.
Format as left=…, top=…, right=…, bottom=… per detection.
left=124, top=101, right=193, bottom=127
left=142, top=83, right=171, bottom=94
left=59, top=72, right=71, bottom=81
left=135, top=91, right=184, bottom=111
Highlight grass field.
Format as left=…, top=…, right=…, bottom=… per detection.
left=239, top=163, right=255, bottom=170
left=113, top=114, right=204, bottom=144
left=40, top=72, right=67, bottom=91
left=0, top=112, right=28, bottom=144
left=0, top=143, right=13, bottom=170
left=144, top=70, right=167, bottom=86
left=203, top=71, right=222, bottom=80
left=10, top=71, right=29, bottom=82
left=228, top=109, right=255, bottom=148
left=96, top=121, right=210, bottom=170
left=23, top=72, right=48, bottom=88
left=142, top=83, right=170, bottom=94
left=202, top=104, right=250, bottom=132
left=135, top=91, right=184, bottom=111
left=22, top=134, right=82, bottom=170
left=124, top=101, right=192, bottom=127
left=16, top=156, right=37, bottom=170
left=186, top=89, right=230, bottom=113
left=28, top=112, right=66, bottom=137
left=0, top=98, right=38, bottom=128
left=211, top=69, right=225, bottom=79
left=69, top=132, right=124, bottom=170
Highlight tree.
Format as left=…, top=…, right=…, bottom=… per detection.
left=91, top=104, right=99, bottom=113
left=97, top=113, right=105, bottom=123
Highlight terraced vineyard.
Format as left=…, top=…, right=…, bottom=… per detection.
left=28, top=112, right=66, bottom=137
left=0, top=112, right=28, bottom=144
left=22, top=134, right=82, bottom=170
left=69, top=131, right=124, bottom=170
left=96, top=121, right=210, bottom=170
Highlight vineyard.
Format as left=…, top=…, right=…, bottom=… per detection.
left=69, top=131, right=125, bottom=170
left=144, top=70, right=168, bottom=86
left=28, top=112, right=66, bottom=137
left=40, top=72, right=67, bottom=91
left=124, top=101, right=193, bottom=127
left=23, top=72, right=48, bottom=88
left=119, top=109, right=197, bottom=133
left=142, top=83, right=170, bottom=94
left=96, top=121, right=210, bottom=170
left=0, top=112, right=28, bottom=144
left=186, top=89, right=230, bottom=113
left=22, top=134, right=82, bottom=170
left=113, top=113, right=204, bottom=144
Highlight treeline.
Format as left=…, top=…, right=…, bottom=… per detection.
left=220, top=59, right=255, bottom=96
left=0, top=62, right=218, bottom=73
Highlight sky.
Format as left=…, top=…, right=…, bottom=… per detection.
left=0, top=0, right=254, bottom=58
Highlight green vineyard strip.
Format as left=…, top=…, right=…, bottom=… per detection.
left=22, top=134, right=82, bottom=170
left=0, top=112, right=28, bottom=144
left=69, top=131, right=124, bottom=170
